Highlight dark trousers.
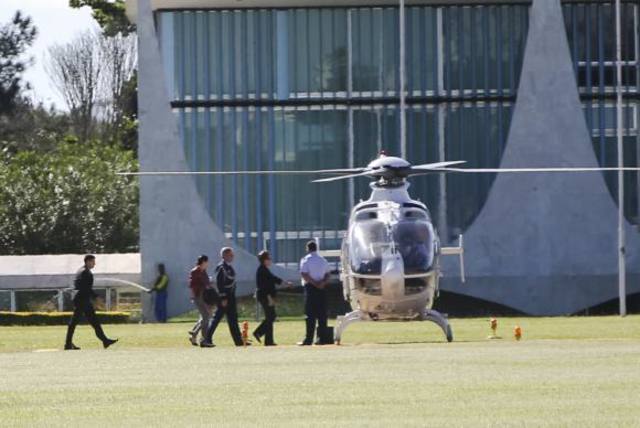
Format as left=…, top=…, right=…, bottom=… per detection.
left=304, top=284, right=328, bottom=343
left=205, top=293, right=243, bottom=345
left=154, top=291, right=168, bottom=323
left=254, top=297, right=277, bottom=345
left=65, top=296, right=108, bottom=345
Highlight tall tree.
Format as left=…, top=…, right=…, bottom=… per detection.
left=69, top=0, right=134, bottom=36
left=99, top=32, right=137, bottom=148
left=0, top=11, right=37, bottom=115
left=46, top=30, right=102, bottom=143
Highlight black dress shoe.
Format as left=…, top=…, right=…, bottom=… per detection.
left=200, top=341, right=215, bottom=348
left=64, top=343, right=80, bottom=350
left=253, top=332, right=262, bottom=344
left=297, top=340, right=313, bottom=346
left=103, top=338, right=118, bottom=349
left=265, top=343, right=277, bottom=347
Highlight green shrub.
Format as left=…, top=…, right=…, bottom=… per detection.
left=0, top=311, right=131, bottom=326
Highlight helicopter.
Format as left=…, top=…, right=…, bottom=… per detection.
left=312, top=153, right=465, bottom=343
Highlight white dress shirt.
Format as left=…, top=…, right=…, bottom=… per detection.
left=299, top=251, right=330, bottom=283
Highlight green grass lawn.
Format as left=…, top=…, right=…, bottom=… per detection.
left=1, top=316, right=639, bottom=427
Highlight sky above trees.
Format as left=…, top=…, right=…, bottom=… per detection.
left=0, top=0, right=95, bottom=110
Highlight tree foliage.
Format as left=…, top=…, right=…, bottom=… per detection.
left=0, top=97, right=72, bottom=154
left=69, top=0, right=134, bottom=36
left=0, top=11, right=37, bottom=115
left=0, top=142, right=139, bottom=255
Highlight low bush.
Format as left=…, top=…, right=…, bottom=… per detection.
left=0, top=311, right=131, bottom=326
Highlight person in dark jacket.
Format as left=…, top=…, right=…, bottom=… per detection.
left=148, top=263, right=169, bottom=323
left=203, top=247, right=244, bottom=346
left=253, top=251, right=292, bottom=346
left=64, top=255, right=118, bottom=350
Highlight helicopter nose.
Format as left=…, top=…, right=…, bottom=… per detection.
left=380, top=252, right=405, bottom=301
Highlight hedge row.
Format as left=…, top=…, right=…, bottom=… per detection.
left=0, top=311, right=131, bottom=326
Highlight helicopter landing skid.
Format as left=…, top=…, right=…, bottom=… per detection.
left=334, top=309, right=454, bottom=344
left=334, top=310, right=364, bottom=345
left=421, top=309, right=454, bottom=343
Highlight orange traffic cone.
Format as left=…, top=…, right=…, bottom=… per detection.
left=241, top=321, right=249, bottom=347
left=487, top=317, right=501, bottom=339
left=514, top=325, right=522, bottom=341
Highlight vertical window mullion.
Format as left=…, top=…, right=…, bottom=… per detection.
left=267, top=107, right=276, bottom=259
left=572, top=5, right=579, bottom=78
left=496, top=6, right=503, bottom=96
left=483, top=7, right=489, bottom=94
left=306, top=10, right=312, bottom=98
left=586, top=5, right=593, bottom=96
left=457, top=6, right=463, bottom=93
left=508, top=5, right=515, bottom=94
left=597, top=4, right=605, bottom=94
left=230, top=109, right=238, bottom=242
left=217, top=12, right=224, bottom=98
left=205, top=107, right=212, bottom=214
left=241, top=11, right=248, bottom=99
left=242, top=108, right=250, bottom=250
left=471, top=7, right=478, bottom=96
left=216, top=108, right=224, bottom=225
left=319, top=9, right=324, bottom=97
left=255, top=12, right=262, bottom=98
left=191, top=13, right=197, bottom=99
left=178, top=13, right=186, bottom=101
left=256, top=108, right=263, bottom=250
left=445, top=8, right=452, bottom=96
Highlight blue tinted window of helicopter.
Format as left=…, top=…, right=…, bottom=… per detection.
left=350, top=220, right=389, bottom=274
left=393, top=221, right=435, bottom=274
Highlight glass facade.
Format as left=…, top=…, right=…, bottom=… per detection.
left=563, top=1, right=640, bottom=223
left=156, top=5, right=529, bottom=264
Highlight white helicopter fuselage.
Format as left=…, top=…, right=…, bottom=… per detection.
left=340, top=181, right=441, bottom=321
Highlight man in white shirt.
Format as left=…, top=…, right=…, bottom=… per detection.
left=298, top=240, right=331, bottom=346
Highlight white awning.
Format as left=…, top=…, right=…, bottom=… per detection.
left=0, top=254, right=141, bottom=290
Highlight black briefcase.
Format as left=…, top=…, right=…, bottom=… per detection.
left=317, top=326, right=334, bottom=345
left=202, top=288, right=219, bottom=305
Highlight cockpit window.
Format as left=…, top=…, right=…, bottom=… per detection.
left=349, top=218, right=435, bottom=275
left=392, top=221, right=435, bottom=274
left=404, top=210, right=427, bottom=220
left=355, top=211, right=378, bottom=221
left=350, top=220, right=390, bottom=274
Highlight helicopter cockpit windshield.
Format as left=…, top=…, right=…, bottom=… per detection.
left=350, top=219, right=390, bottom=274
left=392, top=220, right=435, bottom=274
left=350, top=212, right=436, bottom=275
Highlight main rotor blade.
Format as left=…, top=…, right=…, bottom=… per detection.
left=312, top=170, right=374, bottom=183
left=117, top=168, right=363, bottom=177
left=411, top=160, right=467, bottom=170
left=438, top=167, right=640, bottom=173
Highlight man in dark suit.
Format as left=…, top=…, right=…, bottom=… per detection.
left=203, top=247, right=244, bottom=346
left=64, top=255, right=118, bottom=350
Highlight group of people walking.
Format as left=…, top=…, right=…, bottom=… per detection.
left=189, top=240, right=331, bottom=347
left=63, top=240, right=332, bottom=349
